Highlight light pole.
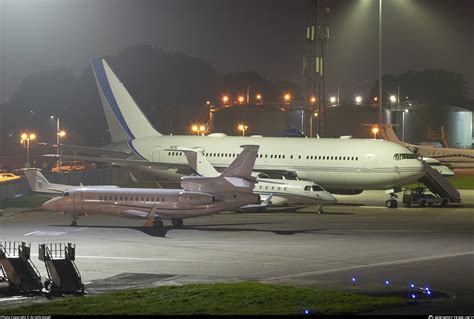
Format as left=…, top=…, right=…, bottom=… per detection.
left=238, top=124, right=248, bottom=136
left=20, top=133, right=36, bottom=168
left=372, top=127, right=379, bottom=139
left=402, top=109, right=408, bottom=142
left=378, top=0, right=383, bottom=127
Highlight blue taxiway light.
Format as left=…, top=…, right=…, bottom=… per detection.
left=384, top=280, right=390, bottom=286
left=411, top=293, right=416, bottom=299
left=409, top=283, right=415, bottom=289
left=304, top=309, right=310, bottom=315
left=351, top=277, right=356, bottom=284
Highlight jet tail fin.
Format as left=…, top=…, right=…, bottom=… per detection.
left=221, top=145, right=259, bottom=179
left=90, top=58, right=162, bottom=143
left=181, top=145, right=259, bottom=193
left=23, top=169, right=51, bottom=192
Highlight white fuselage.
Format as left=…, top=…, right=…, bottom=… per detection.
left=129, top=136, right=425, bottom=191
left=43, top=187, right=259, bottom=220
left=253, top=179, right=336, bottom=206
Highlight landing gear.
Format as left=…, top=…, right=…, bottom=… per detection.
left=171, top=218, right=184, bottom=228
left=316, top=204, right=324, bottom=214
left=70, top=214, right=78, bottom=226
left=152, top=219, right=164, bottom=229
left=385, top=193, right=398, bottom=208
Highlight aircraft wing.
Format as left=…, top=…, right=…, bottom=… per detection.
left=43, top=154, right=189, bottom=170
left=38, top=143, right=133, bottom=158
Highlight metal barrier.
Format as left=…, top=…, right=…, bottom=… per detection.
left=39, top=242, right=84, bottom=293
left=0, top=241, right=21, bottom=258
left=0, top=241, right=43, bottom=291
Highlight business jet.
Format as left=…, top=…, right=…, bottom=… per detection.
left=381, top=125, right=474, bottom=173
left=181, top=148, right=337, bottom=212
left=42, top=145, right=260, bottom=228
left=23, top=168, right=119, bottom=195
left=48, top=58, right=426, bottom=208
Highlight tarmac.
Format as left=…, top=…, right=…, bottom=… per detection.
left=0, top=189, right=473, bottom=315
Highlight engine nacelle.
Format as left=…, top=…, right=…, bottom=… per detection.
left=178, top=191, right=215, bottom=205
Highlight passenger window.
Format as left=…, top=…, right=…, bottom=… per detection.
left=298, top=155, right=301, bottom=159
left=304, top=186, right=311, bottom=191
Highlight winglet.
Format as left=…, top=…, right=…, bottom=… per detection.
left=181, top=149, right=219, bottom=177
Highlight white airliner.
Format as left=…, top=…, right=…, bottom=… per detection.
left=50, top=58, right=426, bottom=208
left=181, top=148, right=337, bottom=212
left=42, top=145, right=260, bottom=228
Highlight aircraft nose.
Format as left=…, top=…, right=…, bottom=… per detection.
left=42, top=198, right=59, bottom=211
left=321, top=192, right=337, bottom=204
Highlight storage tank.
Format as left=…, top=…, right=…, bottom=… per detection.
left=443, top=106, right=472, bottom=149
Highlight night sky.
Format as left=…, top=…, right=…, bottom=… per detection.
left=1, top=0, right=473, bottom=103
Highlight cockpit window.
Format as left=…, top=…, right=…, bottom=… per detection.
left=305, top=185, right=324, bottom=192
left=63, top=192, right=69, bottom=197
left=393, top=153, right=417, bottom=160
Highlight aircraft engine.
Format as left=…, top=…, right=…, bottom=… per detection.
left=178, top=192, right=215, bottom=205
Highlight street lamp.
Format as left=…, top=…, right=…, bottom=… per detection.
left=238, top=124, right=248, bottom=136
left=389, top=95, right=397, bottom=104
left=284, top=93, right=291, bottom=104
left=199, top=125, right=206, bottom=136
left=329, top=96, right=336, bottom=106
left=372, top=127, right=379, bottom=139
left=192, top=125, right=198, bottom=135
left=355, top=96, right=362, bottom=105
left=238, top=96, right=245, bottom=104
left=57, top=130, right=66, bottom=165
left=256, top=94, right=262, bottom=104
left=310, top=96, right=316, bottom=104
left=20, top=132, right=36, bottom=168
left=222, top=95, right=229, bottom=105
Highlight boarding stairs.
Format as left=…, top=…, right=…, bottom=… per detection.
left=0, top=241, right=43, bottom=291
left=38, top=242, right=84, bottom=293
left=419, top=162, right=461, bottom=203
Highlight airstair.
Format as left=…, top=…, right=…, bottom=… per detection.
left=38, top=242, right=85, bottom=294
left=0, top=241, right=43, bottom=291
left=419, top=162, right=461, bottom=203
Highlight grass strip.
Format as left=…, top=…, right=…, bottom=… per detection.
left=1, top=282, right=407, bottom=315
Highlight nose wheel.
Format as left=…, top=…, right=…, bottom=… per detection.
left=70, top=214, right=78, bottom=226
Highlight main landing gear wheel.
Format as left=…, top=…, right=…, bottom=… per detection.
left=172, top=219, right=184, bottom=228
left=385, top=199, right=398, bottom=208
left=153, top=219, right=164, bottom=229
left=70, top=213, right=78, bottom=226
left=386, top=192, right=399, bottom=208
